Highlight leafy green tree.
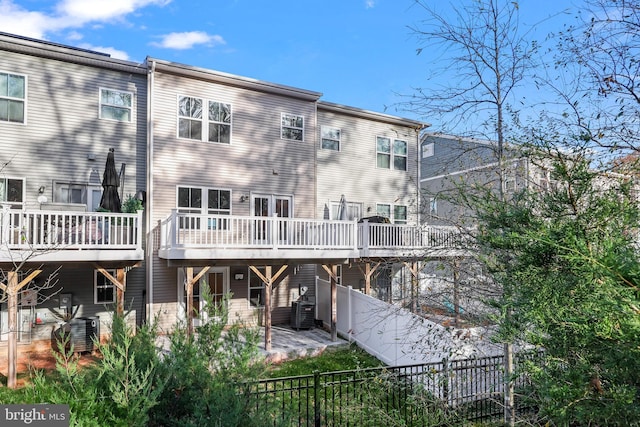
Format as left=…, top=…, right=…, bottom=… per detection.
left=476, top=145, right=640, bottom=426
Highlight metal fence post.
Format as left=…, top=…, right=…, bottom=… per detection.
left=314, top=370, right=321, bottom=427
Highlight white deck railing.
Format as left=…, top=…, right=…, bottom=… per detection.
left=0, top=207, right=143, bottom=250
left=159, top=210, right=467, bottom=254
left=159, top=210, right=358, bottom=250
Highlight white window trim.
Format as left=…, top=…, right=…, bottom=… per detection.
left=207, top=100, right=232, bottom=144
left=376, top=202, right=408, bottom=224
left=376, top=136, right=408, bottom=171
left=393, top=139, right=408, bottom=171
left=0, top=177, right=25, bottom=207
left=422, top=143, right=434, bottom=158
left=177, top=95, right=233, bottom=144
left=94, top=269, right=116, bottom=304
left=321, top=126, right=341, bottom=151
left=99, top=87, right=133, bottom=123
left=248, top=266, right=265, bottom=308
left=281, top=112, right=304, bottom=141
left=176, top=185, right=233, bottom=215
left=0, top=70, right=27, bottom=125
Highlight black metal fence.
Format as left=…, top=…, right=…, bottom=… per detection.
left=251, top=352, right=541, bottom=427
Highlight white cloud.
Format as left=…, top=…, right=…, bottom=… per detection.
left=78, top=43, right=130, bottom=60
left=365, top=0, right=375, bottom=9
left=0, top=0, right=170, bottom=39
left=152, top=31, right=225, bottom=50
left=0, top=0, right=57, bottom=39
left=55, top=0, right=170, bottom=25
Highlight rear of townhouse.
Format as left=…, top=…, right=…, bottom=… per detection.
left=0, top=33, right=147, bottom=352
left=1, top=32, right=473, bottom=358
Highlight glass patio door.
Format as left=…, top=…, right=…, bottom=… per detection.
left=252, top=194, right=292, bottom=244
left=186, top=267, right=229, bottom=327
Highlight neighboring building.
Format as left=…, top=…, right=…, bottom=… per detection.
left=0, top=32, right=469, bottom=356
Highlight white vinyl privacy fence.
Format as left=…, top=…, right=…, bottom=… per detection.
left=315, top=277, right=503, bottom=366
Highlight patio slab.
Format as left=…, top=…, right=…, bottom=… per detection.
left=258, top=325, right=349, bottom=363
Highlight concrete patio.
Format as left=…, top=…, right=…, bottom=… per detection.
left=258, top=325, right=349, bottom=363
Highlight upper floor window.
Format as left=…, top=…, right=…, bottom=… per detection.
left=422, top=143, right=434, bottom=158
left=178, top=96, right=203, bottom=140
left=0, top=178, right=24, bottom=207
left=100, top=88, right=132, bottom=122
left=377, top=137, right=408, bottom=171
left=281, top=113, right=304, bottom=141
left=208, top=101, right=231, bottom=144
left=94, top=269, right=116, bottom=304
left=321, top=126, right=341, bottom=151
left=0, top=72, right=26, bottom=123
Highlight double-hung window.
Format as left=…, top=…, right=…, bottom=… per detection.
left=376, top=203, right=408, bottom=224
left=177, top=186, right=231, bottom=230
left=281, top=113, right=304, bottom=141
left=100, top=88, right=133, bottom=122
left=0, top=178, right=24, bottom=208
left=376, top=136, right=408, bottom=171
left=178, top=96, right=204, bottom=140
left=249, top=266, right=265, bottom=307
left=321, top=126, right=341, bottom=151
left=178, top=96, right=232, bottom=143
left=0, top=72, right=26, bottom=123
left=208, top=101, right=231, bottom=144
left=95, top=269, right=116, bottom=304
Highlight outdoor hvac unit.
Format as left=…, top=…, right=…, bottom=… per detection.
left=67, top=316, right=100, bottom=353
left=291, top=301, right=315, bottom=330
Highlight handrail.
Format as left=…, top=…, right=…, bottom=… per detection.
left=0, top=207, right=143, bottom=250
left=159, top=211, right=467, bottom=252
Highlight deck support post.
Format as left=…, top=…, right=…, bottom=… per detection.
left=183, top=266, right=210, bottom=337
left=249, top=264, right=288, bottom=352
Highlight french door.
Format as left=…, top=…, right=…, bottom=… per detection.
left=252, top=194, right=292, bottom=244
left=182, top=267, right=229, bottom=326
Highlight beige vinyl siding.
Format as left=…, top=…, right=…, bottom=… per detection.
left=0, top=49, right=147, bottom=210
left=0, top=44, right=148, bottom=334
left=316, top=108, right=420, bottom=225
left=149, top=68, right=318, bottom=327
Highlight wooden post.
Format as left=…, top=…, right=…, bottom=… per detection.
left=7, top=271, right=18, bottom=389
left=331, top=264, right=337, bottom=341
left=249, top=265, right=288, bottom=352
left=116, top=268, right=126, bottom=316
left=264, top=266, right=272, bottom=351
left=3, top=269, right=42, bottom=389
left=186, top=267, right=194, bottom=337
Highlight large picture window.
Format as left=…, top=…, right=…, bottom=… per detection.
left=0, top=72, right=26, bottom=123
left=100, top=88, right=132, bottom=122
left=377, top=203, right=408, bottom=224
left=281, top=113, right=304, bottom=141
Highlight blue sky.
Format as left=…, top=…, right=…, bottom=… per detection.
left=0, top=0, right=576, bottom=127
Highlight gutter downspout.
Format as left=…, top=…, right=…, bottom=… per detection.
left=146, top=59, right=155, bottom=323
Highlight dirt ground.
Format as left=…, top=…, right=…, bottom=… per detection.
left=0, top=349, right=100, bottom=387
